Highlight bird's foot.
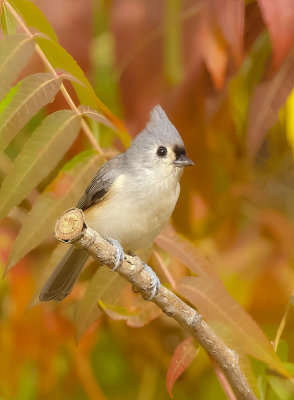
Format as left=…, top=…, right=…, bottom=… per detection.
left=142, top=263, right=160, bottom=300
left=106, top=238, right=124, bottom=270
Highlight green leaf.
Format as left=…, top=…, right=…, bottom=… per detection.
left=0, top=34, right=36, bottom=102
left=79, top=105, right=116, bottom=131
left=284, top=362, right=294, bottom=376
left=0, top=110, right=82, bottom=219
left=0, top=3, right=18, bottom=35
left=75, top=266, right=127, bottom=341
left=6, top=152, right=103, bottom=271
left=35, top=36, right=130, bottom=146
left=0, top=72, right=63, bottom=153
left=267, top=374, right=294, bottom=400
left=9, top=0, right=58, bottom=41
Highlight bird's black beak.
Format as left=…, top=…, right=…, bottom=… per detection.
left=173, top=154, right=194, bottom=167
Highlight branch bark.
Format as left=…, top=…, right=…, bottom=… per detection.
left=54, top=208, right=257, bottom=400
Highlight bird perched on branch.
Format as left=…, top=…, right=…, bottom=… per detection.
left=40, top=105, right=193, bottom=302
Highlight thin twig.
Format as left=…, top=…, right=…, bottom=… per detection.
left=54, top=208, right=257, bottom=400
left=210, top=356, right=237, bottom=400
left=5, top=1, right=104, bottom=155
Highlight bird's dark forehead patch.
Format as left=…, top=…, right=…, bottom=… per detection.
left=173, top=145, right=186, bottom=159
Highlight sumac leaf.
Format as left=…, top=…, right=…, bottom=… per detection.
left=6, top=152, right=102, bottom=272
left=0, top=110, right=81, bottom=219
left=75, top=266, right=127, bottom=341
left=0, top=34, right=36, bottom=101
left=0, top=72, right=62, bottom=153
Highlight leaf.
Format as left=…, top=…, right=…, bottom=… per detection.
left=0, top=2, right=17, bottom=35
left=257, top=0, right=294, bottom=68
left=75, top=266, right=127, bottom=341
left=176, top=276, right=289, bottom=376
left=267, top=374, right=294, bottom=400
left=98, top=300, right=137, bottom=319
left=35, top=36, right=130, bottom=145
left=0, top=34, right=36, bottom=102
left=166, top=337, right=198, bottom=398
left=284, top=362, right=294, bottom=376
left=214, top=0, right=245, bottom=64
left=0, top=111, right=82, bottom=219
left=0, top=72, right=63, bottom=153
left=126, top=296, right=162, bottom=328
left=99, top=288, right=162, bottom=328
left=9, top=0, right=58, bottom=41
left=155, top=225, right=219, bottom=279
left=78, top=105, right=116, bottom=131
left=247, top=46, right=294, bottom=158
left=6, top=151, right=103, bottom=271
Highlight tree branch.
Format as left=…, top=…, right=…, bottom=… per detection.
left=54, top=208, right=257, bottom=400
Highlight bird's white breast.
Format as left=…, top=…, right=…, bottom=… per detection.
left=84, top=171, right=180, bottom=252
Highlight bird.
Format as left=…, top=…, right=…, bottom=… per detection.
left=39, top=105, right=194, bottom=302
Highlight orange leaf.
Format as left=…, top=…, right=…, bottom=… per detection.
left=166, top=336, right=198, bottom=398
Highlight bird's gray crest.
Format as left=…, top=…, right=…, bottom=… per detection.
left=130, top=105, right=184, bottom=150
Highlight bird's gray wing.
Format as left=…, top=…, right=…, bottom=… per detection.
left=77, top=153, right=124, bottom=211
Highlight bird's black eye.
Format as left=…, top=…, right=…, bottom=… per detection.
left=156, top=146, right=167, bottom=157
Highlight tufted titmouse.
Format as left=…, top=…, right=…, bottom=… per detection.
left=39, top=105, right=193, bottom=302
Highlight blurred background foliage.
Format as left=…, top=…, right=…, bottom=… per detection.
left=0, top=0, right=294, bottom=399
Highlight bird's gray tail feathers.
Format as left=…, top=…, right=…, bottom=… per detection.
left=39, top=246, right=88, bottom=302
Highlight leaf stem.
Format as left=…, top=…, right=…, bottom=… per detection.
left=5, top=1, right=104, bottom=155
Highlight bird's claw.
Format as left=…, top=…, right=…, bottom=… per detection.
left=143, top=263, right=160, bottom=300
left=107, top=238, right=124, bottom=270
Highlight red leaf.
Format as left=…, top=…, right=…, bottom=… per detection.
left=257, top=0, right=294, bottom=67
left=176, top=276, right=289, bottom=376
left=247, top=46, right=294, bottom=157
left=155, top=225, right=219, bottom=279
left=166, top=337, right=198, bottom=398
left=214, top=0, right=245, bottom=65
